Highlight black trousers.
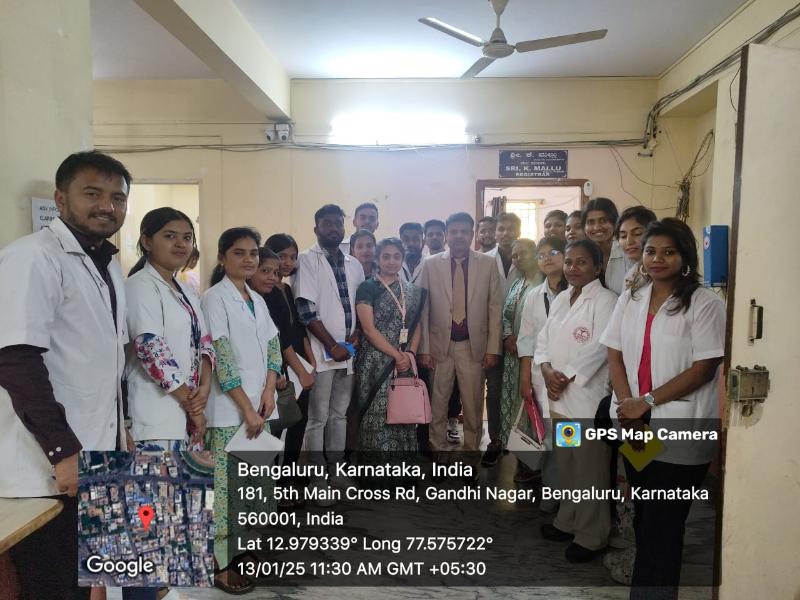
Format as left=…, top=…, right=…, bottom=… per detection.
left=284, top=388, right=310, bottom=471
left=11, top=495, right=89, bottom=600
left=11, top=495, right=159, bottom=600
left=624, top=458, right=709, bottom=600
left=447, top=379, right=462, bottom=419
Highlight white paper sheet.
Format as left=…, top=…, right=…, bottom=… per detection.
left=287, top=355, right=314, bottom=398
left=263, top=389, right=280, bottom=421
left=224, top=423, right=285, bottom=466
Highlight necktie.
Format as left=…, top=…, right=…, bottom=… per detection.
left=453, top=257, right=466, bottom=325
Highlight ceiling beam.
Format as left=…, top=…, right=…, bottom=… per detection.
left=134, top=0, right=289, bottom=119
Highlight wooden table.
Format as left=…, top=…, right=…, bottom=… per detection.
left=0, top=498, right=63, bottom=553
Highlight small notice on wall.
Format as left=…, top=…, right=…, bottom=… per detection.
left=32, top=197, right=59, bottom=232
left=499, top=150, right=568, bottom=178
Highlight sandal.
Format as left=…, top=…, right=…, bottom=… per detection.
left=214, top=561, right=255, bottom=596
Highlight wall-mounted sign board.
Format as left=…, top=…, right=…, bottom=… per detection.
left=32, top=197, right=59, bottom=232
left=499, top=150, right=568, bottom=178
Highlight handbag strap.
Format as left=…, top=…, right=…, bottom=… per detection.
left=392, top=352, right=419, bottom=380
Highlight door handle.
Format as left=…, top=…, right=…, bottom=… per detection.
left=748, top=298, right=763, bottom=345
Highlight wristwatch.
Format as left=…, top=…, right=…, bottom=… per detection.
left=643, top=392, right=656, bottom=409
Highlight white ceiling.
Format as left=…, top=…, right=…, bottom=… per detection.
left=92, top=0, right=747, bottom=80
left=91, top=0, right=215, bottom=80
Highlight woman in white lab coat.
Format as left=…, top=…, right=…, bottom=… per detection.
left=201, top=227, right=281, bottom=594
left=125, top=208, right=214, bottom=452
left=597, top=204, right=659, bottom=580
left=600, top=219, right=724, bottom=598
left=614, top=205, right=657, bottom=293
left=516, top=237, right=567, bottom=490
left=534, top=239, right=618, bottom=563
left=583, top=197, right=629, bottom=295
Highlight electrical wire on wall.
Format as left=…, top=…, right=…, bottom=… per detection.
left=96, top=137, right=646, bottom=154
left=96, top=2, right=800, bottom=160
left=644, top=2, right=800, bottom=144
left=676, top=130, right=714, bottom=221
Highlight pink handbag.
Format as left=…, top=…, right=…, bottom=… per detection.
left=385, top=354, right=432, bottom=424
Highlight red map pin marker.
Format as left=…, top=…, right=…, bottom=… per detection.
left=138, top=505, right=154, bottom=531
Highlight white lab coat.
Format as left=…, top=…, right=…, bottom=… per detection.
left=202, top=276, right=278, bottom=428
left=516, top=282, right=563, bottom=418
left=605, top=240, right=633, bottom=296
left=600, top=284, right=725, bottom=464
left=293, top=243, right=364, bottom=374
left=125, top=261, right=210, bottom=441
left=534, top=279, right=617, bottom=419
left=486, top=245, right=520, bottom=296
left=0, top=218, right=127, bottom=497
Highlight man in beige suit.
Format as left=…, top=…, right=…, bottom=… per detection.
left=418, top=213, right=503, bottom=463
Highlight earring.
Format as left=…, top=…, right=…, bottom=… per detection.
left=639, top=263, right=649, bottom=277
left=682, top=265, right=691, bottom=277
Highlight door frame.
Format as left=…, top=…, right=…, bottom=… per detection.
left=475, top=178, right=589, bottom=219
left=115, top=179, right=203, bottom=278
left=712, top=44, right=749, bottom=600
left=114, top=178, right=202, bottom=248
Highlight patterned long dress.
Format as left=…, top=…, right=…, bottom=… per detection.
left=500, top=276, right=540, bottom=445
left=208, top=307, right=282, bottom=569
left=354, top=278, right=426, bottom=452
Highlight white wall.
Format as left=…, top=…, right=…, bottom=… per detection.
left=0, top=0, right=93, bottom=246
left=94, top=76, right=661, bottom=277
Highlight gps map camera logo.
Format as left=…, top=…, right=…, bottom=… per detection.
left=556, top=422, right=581, bottom=447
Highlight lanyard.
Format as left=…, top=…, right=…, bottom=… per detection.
left=378, top=276, right=406, bottom=326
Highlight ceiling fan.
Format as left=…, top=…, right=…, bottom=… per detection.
left=419, top=0, right=608, bottom=78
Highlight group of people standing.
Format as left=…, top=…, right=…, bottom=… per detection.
left=0, top=151, right=725, bottom=600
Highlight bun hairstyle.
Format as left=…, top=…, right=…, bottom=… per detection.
left=128, top=207, right=195, bottom=277
left=633, top=218, right=701, bottom=314
left=209, top=227, right=261, bottom=287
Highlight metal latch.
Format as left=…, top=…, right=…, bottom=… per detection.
left=728, top=365, right=770, bottom=416
left=748, top=299, right=764, bottom=345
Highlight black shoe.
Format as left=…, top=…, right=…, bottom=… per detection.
left=481, top=442, right=503, bottom=466
left=541, top=523, right=574, bottom=542
left=565, top=542, right=603, bottom=563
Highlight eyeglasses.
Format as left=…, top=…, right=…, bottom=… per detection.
left=536, top=249, right=562, bottom=260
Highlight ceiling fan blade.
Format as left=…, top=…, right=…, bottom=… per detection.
left=419, top=17, right=485, bottom=47
left=515, top=29, right=608, bottom=53
left=461, top=56, right=495, bottom=79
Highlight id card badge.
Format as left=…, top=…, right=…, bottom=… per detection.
left=399, top=328, right=409, bottom=344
